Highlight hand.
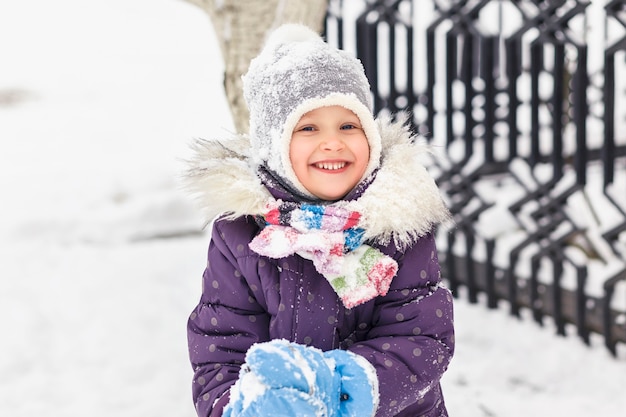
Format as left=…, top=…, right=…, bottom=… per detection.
left=246, top=338, right=336, bottom=396
left=324, top=349, right=379, bottom=417
left=223, top=339, right=338, bottom=417
left=223, top=385, right=325, bottom=417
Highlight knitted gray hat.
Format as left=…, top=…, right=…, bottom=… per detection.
left=242, top=23, right=382, bottom=197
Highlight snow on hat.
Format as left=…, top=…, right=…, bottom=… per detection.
left=242, top=23, right=382, bottom=197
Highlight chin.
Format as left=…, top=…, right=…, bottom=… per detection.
left=316, top=191, right=349, bottom=201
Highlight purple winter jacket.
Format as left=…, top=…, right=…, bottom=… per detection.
left=185, top=115, right=454, bottom=417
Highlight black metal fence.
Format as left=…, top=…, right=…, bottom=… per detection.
left=325, top=0, right=626, bottom=356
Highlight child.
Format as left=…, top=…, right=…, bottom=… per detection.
left=185, top=23, right=454, bottom=417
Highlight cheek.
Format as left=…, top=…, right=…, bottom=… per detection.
left=357, top=141, right=371, bottom=167
left=288, top=143, right=299, bottom=166
left=289, top=141, right=308, bottom=170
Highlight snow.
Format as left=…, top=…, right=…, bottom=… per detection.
left=1, top=0, right=625, bottom=416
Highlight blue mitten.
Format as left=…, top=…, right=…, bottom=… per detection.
left=223, top=386, right=324, bottom=417
left=223, top=339, right=339, bottom=417
left=323, top=349, right=379, bottom=417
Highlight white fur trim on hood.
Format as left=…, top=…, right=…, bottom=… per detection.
left=183, top=114, right=451, bottom=249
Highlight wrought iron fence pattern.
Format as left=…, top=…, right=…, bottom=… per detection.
left=325, top=0, right=626, bottom=355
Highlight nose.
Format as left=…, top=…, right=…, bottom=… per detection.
left=320, top=134, right=345, bottom=151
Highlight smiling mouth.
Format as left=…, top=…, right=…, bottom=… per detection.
left=314, top=162, right=347, bottom=170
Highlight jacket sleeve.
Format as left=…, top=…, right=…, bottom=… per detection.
left=348, top=232, right=455, bottom=416
left=187, top=217, right=270, bottom=417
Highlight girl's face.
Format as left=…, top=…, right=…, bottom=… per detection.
left=289, top=105, right=370, bottom=201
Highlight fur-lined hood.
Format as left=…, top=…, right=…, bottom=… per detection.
left=184, top=114, right=450, bottom=249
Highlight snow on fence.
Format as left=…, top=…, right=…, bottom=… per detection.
left=325, top=0, right=626, bottom=355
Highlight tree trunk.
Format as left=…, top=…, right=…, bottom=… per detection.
left=183, top=0, right=328, bottom=134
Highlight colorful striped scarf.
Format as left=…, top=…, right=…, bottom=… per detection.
left=249, top=202, right=398, bottom=308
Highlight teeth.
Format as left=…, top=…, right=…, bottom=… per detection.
left=316, top=162, right=346, bottom=170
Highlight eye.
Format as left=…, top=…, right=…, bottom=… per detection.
left=297, top=125, right=316, bottom=132
left=340, top=123, right=359, bottom=130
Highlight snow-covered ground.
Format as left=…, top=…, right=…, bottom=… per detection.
left=1, top=1, right=625, bottom=416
